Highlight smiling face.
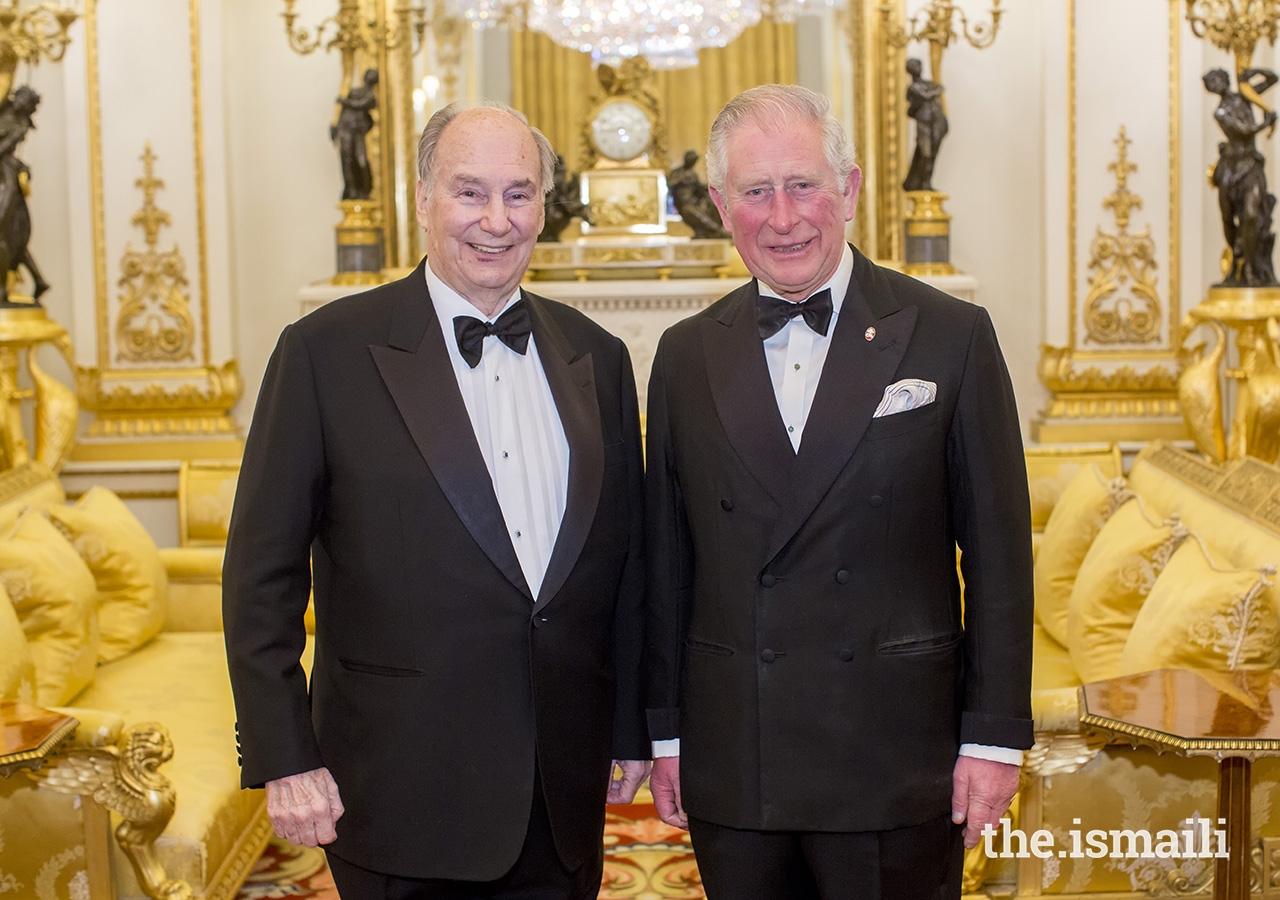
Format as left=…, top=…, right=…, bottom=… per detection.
left=710, top=114, right=860, bottom=302
left=417, top=108, right=545, bottom=316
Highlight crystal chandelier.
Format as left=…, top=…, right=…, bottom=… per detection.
left=451, top=0, right=840, bottom=69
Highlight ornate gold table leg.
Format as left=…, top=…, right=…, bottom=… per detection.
left=1216, top=756, right=1250, bottom=900
left=31, top=722, right=195, bottom=900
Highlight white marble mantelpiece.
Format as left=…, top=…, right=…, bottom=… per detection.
left=298, top=270, right=978, bottom=408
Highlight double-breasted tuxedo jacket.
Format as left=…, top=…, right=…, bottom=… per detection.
left=223, top=260, right=647, bottom=880
left=645, top=246, right=1034, bottom=833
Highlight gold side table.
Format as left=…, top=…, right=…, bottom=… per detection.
left=0, top=699, right=77, bottom=777
left=1080, top=669, right=1280, bottom=900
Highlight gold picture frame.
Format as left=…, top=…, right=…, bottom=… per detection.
left=580, top=169, right=669, bottom=236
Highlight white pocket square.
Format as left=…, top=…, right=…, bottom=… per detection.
left=873, top=379, right=937, bottom=418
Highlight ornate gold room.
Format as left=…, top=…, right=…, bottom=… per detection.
left=5, top=1, right=1280, bottom=899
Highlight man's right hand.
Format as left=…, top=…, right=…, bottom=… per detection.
left=650, top=755, right=687, bottom=829
left=266, top=766, right=345, bottom=847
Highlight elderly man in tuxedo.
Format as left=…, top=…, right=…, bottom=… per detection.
left=644, top=84, right=1033, bottom=899
left=224, top=100, right=649, bottom=900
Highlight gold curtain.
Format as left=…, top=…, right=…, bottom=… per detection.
left=512, top=21, right=797, bottom=174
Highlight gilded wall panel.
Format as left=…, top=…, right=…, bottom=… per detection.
left=1034, top=0, right=1189, bottom=444
left=56, top=0, right=241, bottom=461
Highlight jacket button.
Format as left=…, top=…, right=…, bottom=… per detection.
left=760, top=649, right=776, bottom=663
left=759, top=573, right=776, bottom=587
left=869, top=494, right=884, bottom=507
left=721, top=498, right=734, bottom=511
left=835, top=569, right=851, bottom=584
left=838, top=648, right=854, bottom=662
left=533, top=616, right=547, bottom=628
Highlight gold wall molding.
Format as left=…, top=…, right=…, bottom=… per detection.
left=115, top=144, right=196, bottom=365
left=1038, top=345, right=1179, bottom=393
left=1083, top=126, right=1161, bottom=345
left=75, top=360, right=241, bottom=439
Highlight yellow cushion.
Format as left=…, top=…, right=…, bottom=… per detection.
left=0, top=461, right=65, bottom=535
left=1034, top=463, right=1131, bottom=645
left=44, top=487, right=170, bottom=663
left=1024, top=444, right=1123, bottom=532
left=1068, top=499, right=1190, bottom=684
left=0, top=581, right=35, bottom=702
left=1120, top=535, right=1280, bottom=675
left=0, top=511, right=98, bottom=705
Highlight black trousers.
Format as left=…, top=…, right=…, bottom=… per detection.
left=325, top=772, right=601, bottom=900
left=687, top=813, right=964, bottom=900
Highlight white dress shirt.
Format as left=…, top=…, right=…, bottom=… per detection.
left=425, top=264, right=569, bottom=600
left=654, top=246, right=1021, bottom=767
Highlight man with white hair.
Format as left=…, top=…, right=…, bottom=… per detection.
left=225, top=100, right=649, bottom=899
left=644, top=84, right=1033, bottom=899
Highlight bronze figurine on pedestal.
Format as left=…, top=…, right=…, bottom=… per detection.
left=1205, top=66, right=1278, bottom=288
left=332, top=68, right=378, bottom=202
left=902, top=58, right=949, bottom=193
left=539, top=154, right=592, bottom=242
left=668, top=150, right=727, bottom=240
left=0, top=85, right=47, bottom=306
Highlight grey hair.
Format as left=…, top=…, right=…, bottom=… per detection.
left=416, top=100, right=557, bottom=198
left=705, top=84, right=857, bottom=195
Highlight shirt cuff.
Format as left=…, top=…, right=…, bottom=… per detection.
left=652, top=739, right=680, bottom=758
left=959, top=743, right=1024, bottom=766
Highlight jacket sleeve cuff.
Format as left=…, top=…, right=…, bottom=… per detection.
left=647, top=707, right=680, bottom=741
left=960, top=711, right=1034, bottom=750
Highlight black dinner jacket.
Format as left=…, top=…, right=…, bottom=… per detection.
left=224, top=258, right=647, bottom=880
left=644, top=246, right=1034, bottom=832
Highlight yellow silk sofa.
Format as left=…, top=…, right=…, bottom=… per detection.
left=0, top=459, right=266, bottom=900
left=969, top=441, right=1280, bottom=899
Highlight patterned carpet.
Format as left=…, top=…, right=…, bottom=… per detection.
left=235, top=790, right=705, bottom=899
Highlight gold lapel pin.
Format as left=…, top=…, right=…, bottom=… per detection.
left=864, top=326, right=876, bottom=341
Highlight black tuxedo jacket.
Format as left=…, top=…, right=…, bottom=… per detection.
left=645, top=247, right=1033, bottom=833
left=223, top=260, right=647, bottom=880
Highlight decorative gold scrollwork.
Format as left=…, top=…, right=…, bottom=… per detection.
left=114, top=144, right=196, bottom=364
left=32, top=722, right=194, bottom=900
left=1084, top=127, right=1162, bottom=345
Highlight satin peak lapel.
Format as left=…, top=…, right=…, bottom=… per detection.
left=702, top=284, right=795, bottom=508
left=525, top=293, right=603, bottom=611
left=368, top=274, right=531, bottom=599
left=765, top=267, right=917, bottom=564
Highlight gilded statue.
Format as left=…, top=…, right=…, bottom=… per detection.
left=1204, top=66, right=1278, bottom=287
left=0, top=84, right=48, bottom=305
left=331, top=68, right=378, bottom=201
left=539, top=154, right=592, bottom=242
left=902, top=57, right=949, bottom=193
left=668, top=150, right=728, bottom=240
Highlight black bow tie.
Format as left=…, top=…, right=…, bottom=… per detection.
left=453, top=300, right=532, bottom=368
left=756, top=289, right=833, bottom=340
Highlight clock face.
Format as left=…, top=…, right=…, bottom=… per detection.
left=590, top=99, right=653, bottom=163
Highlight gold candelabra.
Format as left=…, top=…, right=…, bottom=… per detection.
left=281, top=0, right=438, bottom=277
left=1185, top=0, right=1280, bottom=114
left=0, top=1, right=79, bottom=102
left=282, top=0, right=426, bottom=95
left=880, top=0, right=1002, bottom=89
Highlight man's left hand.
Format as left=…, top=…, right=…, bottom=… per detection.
left=607, top=759, right=651, bottom=805
left=951, top=756, right=1020, bottom=849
